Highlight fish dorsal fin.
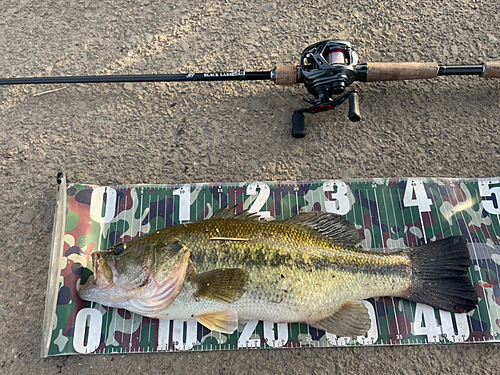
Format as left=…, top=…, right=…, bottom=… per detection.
left=308, top=301, right=372, bottom=337
left=285, top=211, right=362, bottom=247
left=191, top=268, right=249, bottom=303
left=209, top=204, right=261, bottom=222
left=195, top=309, right=238, bottom=334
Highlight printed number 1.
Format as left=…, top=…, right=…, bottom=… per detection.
left=403, top=179, right=432, bottom=212
left=173, top=185, right=191, bottom=222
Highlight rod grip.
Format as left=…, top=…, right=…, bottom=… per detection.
left=366, top=62, right=439, bottom=82
left=482, top=62, right=500, bottom=78
left=292, top=112, right=306, bottom=138
left=275, top=65, right=298, bottom=85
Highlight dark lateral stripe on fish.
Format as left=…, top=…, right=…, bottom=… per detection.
left=191, top=243, right=410, bottom=278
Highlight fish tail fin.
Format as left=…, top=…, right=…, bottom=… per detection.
left=405, top=236, right=478, bottom=313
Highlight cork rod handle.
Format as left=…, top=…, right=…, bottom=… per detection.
left=275, top=65, right=299, bottom=85
left=482, top=62, right=500, bottom=78
left=366, top=62, right=439, bottom=82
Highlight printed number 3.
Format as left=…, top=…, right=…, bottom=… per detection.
left=323, top=180, right=350, bottom=215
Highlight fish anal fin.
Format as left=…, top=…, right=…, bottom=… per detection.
left=195, top=309, right=238, bottom=334
left=191, top=268, right=249, bottom=303
left=285, top=211, right=362, bottom=247
left=308, top=301, right=372, bottom=337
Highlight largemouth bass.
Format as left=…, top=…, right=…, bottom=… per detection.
left=79, top=207, right=478, bottom=337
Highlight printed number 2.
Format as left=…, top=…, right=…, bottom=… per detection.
left=247, top=182, right=272, bottom=220
left=403, top=179, right=432, bottom=212
left=323, top=180, right=350, bottom=215
left=479, top=178, right=500, bottom=214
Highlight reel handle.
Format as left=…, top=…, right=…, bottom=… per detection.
left=348, top=91, right=361, bottom=122
left=292, top=112, right=306, bottom=138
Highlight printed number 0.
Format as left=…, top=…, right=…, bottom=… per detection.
left=263, top=321, right=289, bottom=348
left=90, top=187, right=117, bottom=224
left=73, top=308, right=102, bottom=354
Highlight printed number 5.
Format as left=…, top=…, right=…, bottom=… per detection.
left=479, top=178, right=500, bottom=214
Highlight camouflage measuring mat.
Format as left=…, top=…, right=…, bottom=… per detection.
left=41, top=175, right=500, bottom=356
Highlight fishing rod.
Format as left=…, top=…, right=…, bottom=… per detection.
left=1, top=40, right=499, bottom=138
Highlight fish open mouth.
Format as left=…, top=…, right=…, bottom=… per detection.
left=79, top=252, right=126, bottom=303
left=89, top=252, right=115, bottom=289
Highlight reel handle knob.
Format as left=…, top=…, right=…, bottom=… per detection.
left=348, top=91, right=361, bottom=122
left=292, top=112, right=307, bottom=138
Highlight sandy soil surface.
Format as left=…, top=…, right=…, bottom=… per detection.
left=1, top=0, right=499, bottom=373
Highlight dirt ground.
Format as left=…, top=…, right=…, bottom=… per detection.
left=1, top=0, right=499, bottom=373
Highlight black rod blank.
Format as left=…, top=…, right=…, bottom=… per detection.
left=0, top=71, right=273, bottom=86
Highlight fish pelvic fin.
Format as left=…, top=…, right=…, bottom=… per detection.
left=405, top=236, right=478, bottom=313
left=195, top=309, right=238, bottom=334
left=191, top=268, right=249, bottom=303
left=308, top=301, right=372, bottom=337
left=285, top=211, right=362, bottom=247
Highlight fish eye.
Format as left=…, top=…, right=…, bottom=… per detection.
left=113, top=244, right=125, bottom=256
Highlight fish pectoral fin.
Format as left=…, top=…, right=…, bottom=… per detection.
left=308, top=301, right=372, bottom=337
left=285, top=211, right=362, bottom=247
left=195, top=309, right=238, bottom=334
left=191, top=268, right=249, bottom=303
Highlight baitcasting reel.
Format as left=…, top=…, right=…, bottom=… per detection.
left=1, top=39, right=499, bottom=138
left=291, top=40, right=361, bottom=138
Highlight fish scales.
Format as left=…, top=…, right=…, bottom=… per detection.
left=142, top=218, right=411, bottom=323
left=79, top=210, right=478, bottom=336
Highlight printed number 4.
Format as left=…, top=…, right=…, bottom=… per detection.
left=403, top=179, right=432, bottom=212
